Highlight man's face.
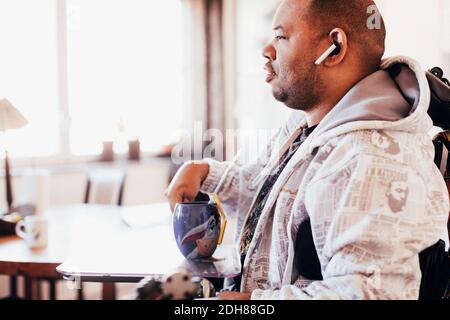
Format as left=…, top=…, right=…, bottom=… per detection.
left=263, top=0, right=323, bottom=110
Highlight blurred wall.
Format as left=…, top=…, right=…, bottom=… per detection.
left=376, top=0, right=450, bottom=74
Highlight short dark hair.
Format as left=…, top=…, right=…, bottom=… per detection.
left=306, top=0, right=386, bottom=72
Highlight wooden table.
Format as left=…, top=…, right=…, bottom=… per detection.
left=0, top=203, right=241, bottom=299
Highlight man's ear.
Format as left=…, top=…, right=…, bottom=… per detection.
left=323, top=28, right=348, bottom=67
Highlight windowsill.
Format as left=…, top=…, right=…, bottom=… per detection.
left=2, top=153, right=173, bottom=176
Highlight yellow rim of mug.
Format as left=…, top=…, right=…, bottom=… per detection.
left=209, top=193, right=227, bottom=245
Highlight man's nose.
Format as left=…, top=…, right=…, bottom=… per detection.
left=262, top=42, right=276, bottom=61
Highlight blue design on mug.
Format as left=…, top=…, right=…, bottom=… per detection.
left=173, top=202, right=221, bottom=260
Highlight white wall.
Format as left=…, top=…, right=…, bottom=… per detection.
left=376, top=0, right=450, bottom=74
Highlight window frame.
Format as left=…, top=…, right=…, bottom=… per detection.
left=8, top=0, right=182, bottom=167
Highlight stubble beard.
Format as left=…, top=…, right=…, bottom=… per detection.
left=272, top=62, right=323, bottom=111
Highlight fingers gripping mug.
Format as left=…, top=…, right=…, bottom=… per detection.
left=15, top=216, right=48, bottom=249
left=173, top=193, right=227, bottom=260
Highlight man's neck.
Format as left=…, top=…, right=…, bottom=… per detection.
left=305, top=91, right=347, bottom=126
left=304, top=102, right=335, bottom=127
left=305, top=74, right=368, bottom=127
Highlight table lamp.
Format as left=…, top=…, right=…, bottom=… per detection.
left=0, top=98, right=28, bottom=213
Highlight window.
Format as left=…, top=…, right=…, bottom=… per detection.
left=67, top=0, right=184, bottom=155
left=0, top=0, right=184, bottom=160
left=0, top=0, right=60, bottom=158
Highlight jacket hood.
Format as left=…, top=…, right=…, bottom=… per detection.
left=285, top=56, right=433, bottom=152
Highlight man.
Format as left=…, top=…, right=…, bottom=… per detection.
left=167, top=0, right=449, bottom=299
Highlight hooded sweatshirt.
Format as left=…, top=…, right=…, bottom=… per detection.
left=200, top=56, right=449, bottom=300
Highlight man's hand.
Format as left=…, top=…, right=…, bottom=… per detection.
left=166, top=161, right=210, bottom=212
left=218, top=292, right=251, bottom=300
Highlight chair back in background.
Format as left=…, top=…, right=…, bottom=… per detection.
left=84, top=169, right=126, bottom=206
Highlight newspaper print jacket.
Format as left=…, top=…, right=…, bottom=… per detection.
left=200, top=56, right=450, bottom=299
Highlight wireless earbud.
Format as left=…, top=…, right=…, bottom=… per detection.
left=315, top=30, right=343, bottom=65
left=315, top=39, right=341, bottom=66
left=314, top=43, right=339, bottom=65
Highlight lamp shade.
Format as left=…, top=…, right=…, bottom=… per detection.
left=0, top=98, right=28, bottom=132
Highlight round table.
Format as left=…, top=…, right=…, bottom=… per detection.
left=0, top=203, right=239, bottom=300
left=0, top=204, right=131, bottom=299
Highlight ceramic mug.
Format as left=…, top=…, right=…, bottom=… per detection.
left=15, top=216, right=48, bottom=249
left=173, top=194, right=227, bottom=260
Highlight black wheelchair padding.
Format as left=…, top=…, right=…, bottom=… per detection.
left=427, top=67, right=450, bottom=130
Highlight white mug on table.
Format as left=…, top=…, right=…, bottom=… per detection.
left=15, top=216, right=48, bottom=249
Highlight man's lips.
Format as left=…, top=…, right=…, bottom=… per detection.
left=266, top=73, right=276, bottom=83
left=264, top=63, right=276, bottom=83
